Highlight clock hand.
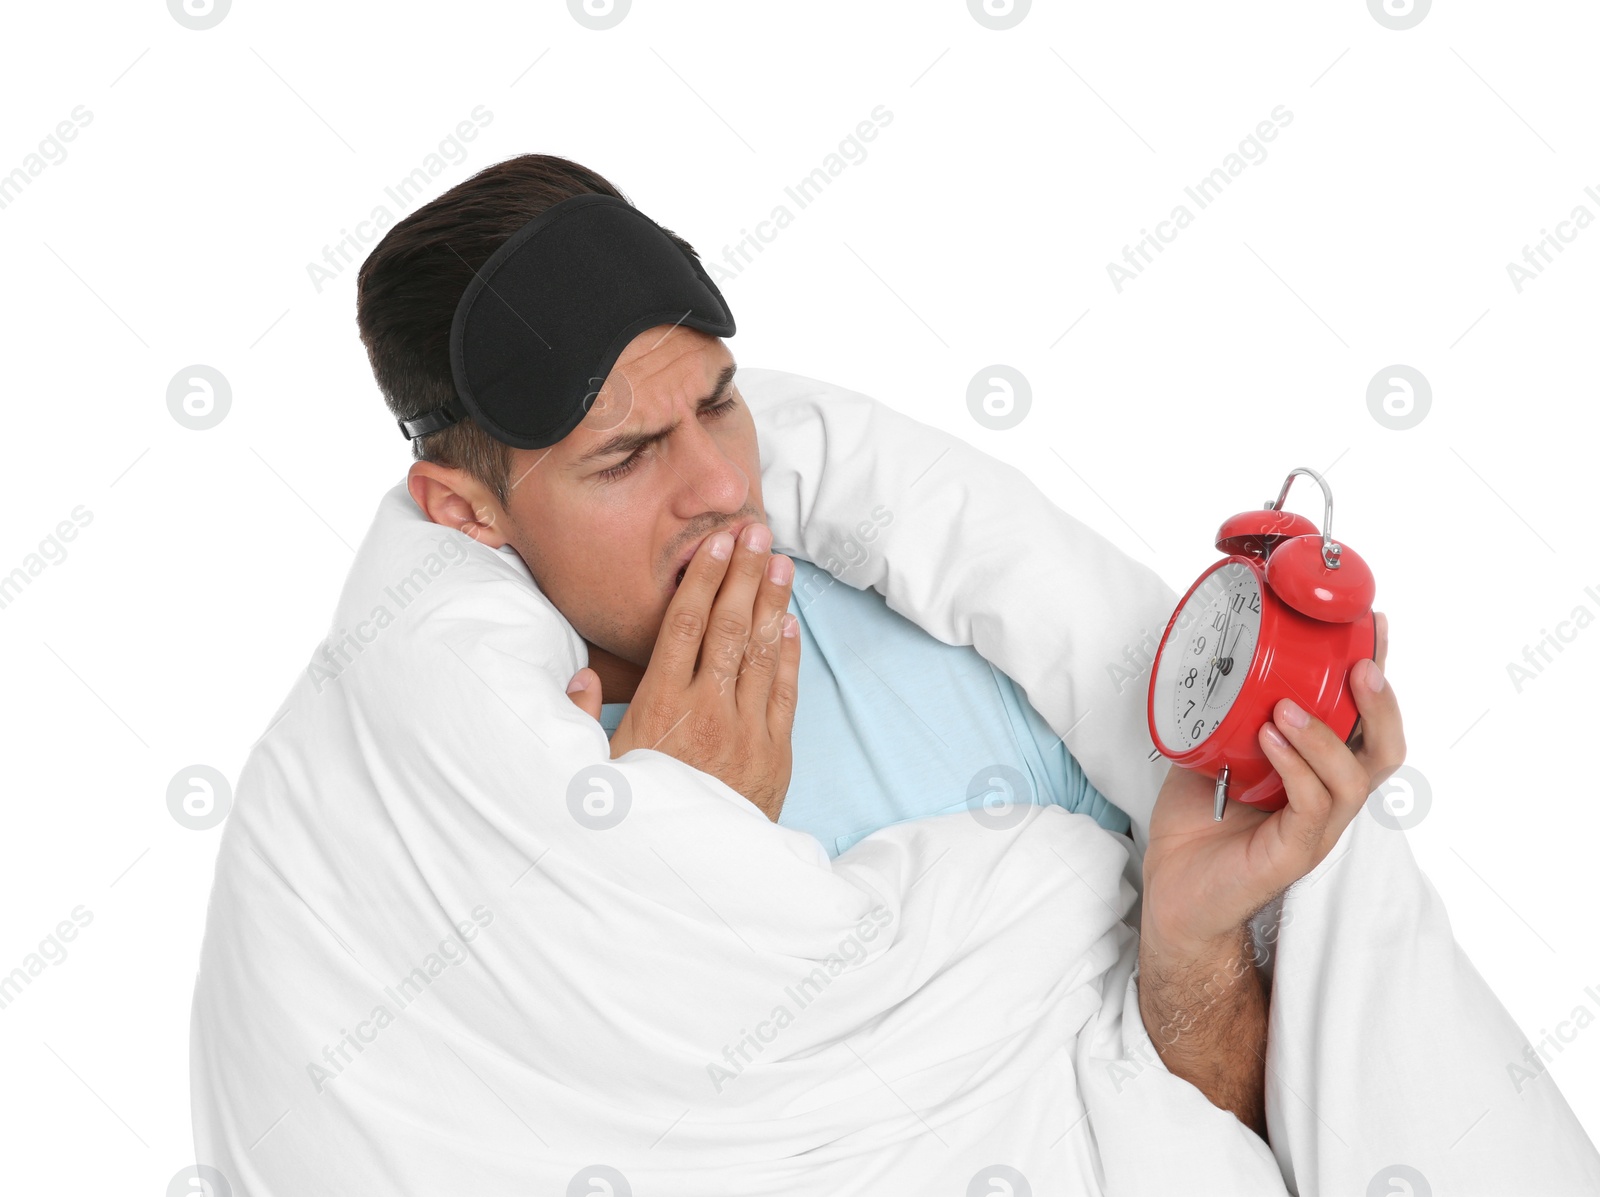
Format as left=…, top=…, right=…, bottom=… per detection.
left=1202, top=604, right=1232, bottom=702
left=1202, top=657, right=1224, bottom=706
left=1203, top=621, right=1245, bottom=708
left=1218, top=623, right=1245, bottom=683
left=1227, top=621, right=1244, bottom=660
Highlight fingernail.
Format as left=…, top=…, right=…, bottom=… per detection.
left=1279, top=700, right=1309, bottom=729
left=567, top=674, right=588, bottom=694
left=768, top=555, right=792, bottom=585
left=744, top=523, right=772, bottom=552
left=1364, top=659, right=1385, bottom=692
left=1262, top=722, right=1287, bottom=748
left=783, top=613, right=798, bottom=637
left=709, top=532, right=734, bottom=560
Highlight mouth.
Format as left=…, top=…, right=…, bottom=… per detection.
left=669, top=519, right=756, bottom=594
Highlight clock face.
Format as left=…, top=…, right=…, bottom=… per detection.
left=1155, top=563, right=1263, bottom=752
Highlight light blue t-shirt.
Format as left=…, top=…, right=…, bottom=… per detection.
left=599, top=556, right=1130, bottom=857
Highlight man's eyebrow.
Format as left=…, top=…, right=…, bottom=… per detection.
left=571, top=362, right=739, bottom=467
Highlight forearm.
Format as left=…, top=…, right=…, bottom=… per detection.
left=1136, top=923, right=1268, bottom=1138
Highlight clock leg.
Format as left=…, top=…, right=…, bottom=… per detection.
left=1213, top=763, right=1230, bottom=822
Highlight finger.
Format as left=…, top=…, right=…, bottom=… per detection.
left=1268, top=696, right=1371, bottom=838
left=735, top=551, right=794, bottom=713
left=767, top=611, right=802, bottom=743
left=649, top=529, right=737, bottom=689
left=565, top=668, right=603, bottom=723
left=1257, top=718, right=1336, bottom=867
left=697, top=522, right=772, bottom=699
left=1350, top=647, right=1406, bottom=793
left=1342, top=609, right=1389, bottom=754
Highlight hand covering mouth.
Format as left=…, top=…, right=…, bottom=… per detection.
left=670, top=520, right=755, bottom=594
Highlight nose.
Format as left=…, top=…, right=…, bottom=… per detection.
left=671, top=415, right=749, bottom=515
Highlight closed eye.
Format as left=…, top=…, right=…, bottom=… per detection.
left=597, top=395, right=739, bottom=481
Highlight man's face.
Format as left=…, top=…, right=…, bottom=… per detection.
left=491, top=325, right=765, bottom=668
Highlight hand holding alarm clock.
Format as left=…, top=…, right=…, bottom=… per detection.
left=1148, top=466, right=1389, bottom=820
left=1136, top=466, right=1408, bottom=960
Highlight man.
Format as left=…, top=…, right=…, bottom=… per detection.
left=357, top=152, right=1407, bottom=1140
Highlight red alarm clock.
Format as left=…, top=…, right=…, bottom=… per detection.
left=1146, top=467, right=1377, bottom=820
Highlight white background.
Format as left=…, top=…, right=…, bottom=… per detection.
left=2, top=0, right=1596, bottom=1190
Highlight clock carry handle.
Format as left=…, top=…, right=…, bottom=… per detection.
left=1265, top=466, right=1344, bottom=571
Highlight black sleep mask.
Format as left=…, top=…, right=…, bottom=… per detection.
left=396, top=192, right=736, bottom=449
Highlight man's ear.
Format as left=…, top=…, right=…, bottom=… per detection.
left=406, top=460, right=510, bottom=548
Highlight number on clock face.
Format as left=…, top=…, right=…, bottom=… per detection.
left=1161, top=566, right=1263, bottom=752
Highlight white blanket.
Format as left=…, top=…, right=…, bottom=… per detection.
left=190, top=366, right=1600, bottom=1195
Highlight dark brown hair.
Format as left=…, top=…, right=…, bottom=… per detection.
left=355, top=153, right=704, bottom=507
